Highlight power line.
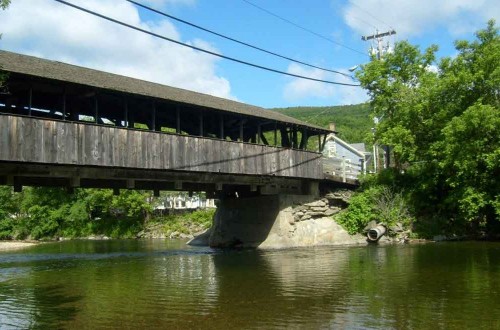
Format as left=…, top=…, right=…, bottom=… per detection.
left=349, top=14, right=378, bottom=31
left=241, top=0, right=367, bottom=57
left=349, top=1, right=394, bottom=32
left=127, top=0, right=353, bottom=79
left=326, top=2, right=377, bottom=30
left=53, top=0, right=360, bottom=87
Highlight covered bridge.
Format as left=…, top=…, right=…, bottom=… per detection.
left=0, top=51, right=333, bottom=196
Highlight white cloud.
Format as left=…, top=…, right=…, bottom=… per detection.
left=141, top=0, right=196, bottom=7
left=343, top=0, right=500, bottom=38
left=0, top=0, right=233, bottom=99
left=283, top=63, right=368, bottom=105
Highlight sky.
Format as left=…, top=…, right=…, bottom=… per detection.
left=0, top=0, right=498, bottom=109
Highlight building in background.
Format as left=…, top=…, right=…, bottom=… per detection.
left=322, top=124, right=372, bottom=180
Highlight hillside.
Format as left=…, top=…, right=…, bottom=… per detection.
left=272, top=103, right=372, bottom=144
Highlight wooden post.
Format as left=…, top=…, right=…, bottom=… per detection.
left=151, top=101, right=156, bottom=131
left=280, top=127, right=291, bottom=148
left=260, top=132, right=269, bottom=145
left=28, top=86, right=32, bottom=116
left=322, top=134, right=328, bottom=151
left=176, top=105, right=181, bottom=134
left=199, top=110, right=204, bottom=137
left=123, top=97, right=128, bottom=128
left=219, top=114, right=224, bottom=139
left=257, top=124, right=261, bottom=144
left=292, top=127, right=298, bottom=149
left=274, top=122, right=278, bottom=146
left=300, top=128, right=308, bottom=150
left=62, top=88, right=67, bottom=121
left=239, top=120, right=244, bottom=142
left=318, top=134, right=322, bottom=152
left=94, top=94, right=98, bottom=124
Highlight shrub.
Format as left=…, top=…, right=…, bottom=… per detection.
left=336, top=185, right=414, bottom=235
left=336, top=187, right=380, bottom=234
left=373, top=186, right=413, bottom=228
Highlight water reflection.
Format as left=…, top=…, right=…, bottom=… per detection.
left=0, top=241, right=499, bottom=329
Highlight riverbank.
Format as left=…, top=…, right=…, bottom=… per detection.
left=0, top=241, right=38, bottom=251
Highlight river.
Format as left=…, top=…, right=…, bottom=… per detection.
left=0, top=240, right=499, bottom=329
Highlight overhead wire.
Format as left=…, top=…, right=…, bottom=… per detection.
left=53, top=0, right=360, bottom=87
left=241, top=0, right=367, bottom=57
left=127, top=0, right=353, bottom=79
left=303, top=107, right=335, bottom=125
left=329, top=0, right=378, bottom=31
left=349, top=1, right=394, bottom=32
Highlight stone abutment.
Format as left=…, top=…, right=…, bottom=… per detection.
left=190, top=190, right=367, bottom=249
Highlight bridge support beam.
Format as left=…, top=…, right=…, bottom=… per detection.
left=205, top=192, right=321, bottom=249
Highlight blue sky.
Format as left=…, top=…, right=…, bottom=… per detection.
left=1, top=0, right=498, bottom=108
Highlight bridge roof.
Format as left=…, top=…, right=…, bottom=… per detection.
left=0, top=50, right=329, bottom=133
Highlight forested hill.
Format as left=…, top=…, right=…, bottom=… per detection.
left=271, top=103, right=372, bottom=143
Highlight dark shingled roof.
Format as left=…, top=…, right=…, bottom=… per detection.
left=0, top=50, right=329, bottom=132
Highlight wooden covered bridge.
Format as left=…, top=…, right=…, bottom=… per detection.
left=0, top=51, right=348, bottom=197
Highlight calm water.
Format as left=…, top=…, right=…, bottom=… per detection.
left=0, top=240, right=499, bottom=329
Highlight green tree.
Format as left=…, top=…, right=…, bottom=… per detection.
left=0, top=0, right=10, bottom=9
left=356, top=41, right=439, bottom=169
left=354, top=20, right=500, bottom=235
left=430, top=21, right=499, bottom=230
left=437, top=104, right=500, bottom=225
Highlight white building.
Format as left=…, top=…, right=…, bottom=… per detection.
left=322, top=133, right=372, bottom=180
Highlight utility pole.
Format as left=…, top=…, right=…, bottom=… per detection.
left=362, top=30, right=396, bottom=60
left=362, top=29, right=396, bottom=171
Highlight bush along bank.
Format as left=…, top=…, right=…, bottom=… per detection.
left=0, top=186, right=214, bottom=241
left=334, top=168, right=500, bottom=242
left=334, top=176, right=415, bottom=242
left=136, top=209, right=215, bottom=240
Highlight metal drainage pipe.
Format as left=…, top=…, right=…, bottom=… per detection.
left=367, top=225, right=386, bottom=242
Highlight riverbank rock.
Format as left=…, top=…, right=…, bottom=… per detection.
left=187, top=229, right=211, bottom=246
left=137, top=223, right=167, bottom=239
left=0, top=241, right=38, bottom=251
left=86, top=235, right=111, bottom=240
left=258, top=193, right=366, bottom=248
left=258, top=216, right=367, bottom=249
left=137, top=221, right=207, bottom=240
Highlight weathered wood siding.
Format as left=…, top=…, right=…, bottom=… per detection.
left=0, top=116, right=323, bottom=179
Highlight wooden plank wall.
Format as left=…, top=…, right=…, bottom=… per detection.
left=0, top=116, right=323, bottom=179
